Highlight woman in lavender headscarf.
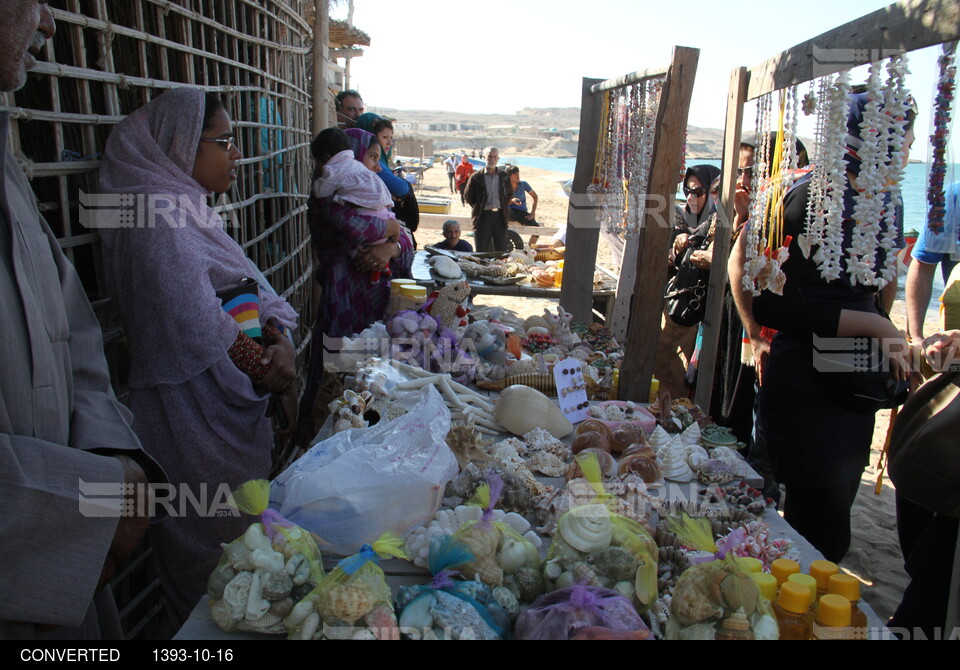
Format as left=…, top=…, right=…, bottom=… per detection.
left=98, top=88, right=298, bottom=624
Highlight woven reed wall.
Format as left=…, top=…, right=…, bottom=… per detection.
left=0, top=0, right=316, bottom=638
left=0, top=0, right=316, bottom=386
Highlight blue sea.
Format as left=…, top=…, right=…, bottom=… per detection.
left=504, top=155, right=954, bottom=322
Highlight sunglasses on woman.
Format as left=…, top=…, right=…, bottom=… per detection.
left=685, top=186, right=706, bottom=197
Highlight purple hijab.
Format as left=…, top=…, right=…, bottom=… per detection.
left=98, top=87, right=297, bottom=387
left=344, top=127, right=377, bottom=163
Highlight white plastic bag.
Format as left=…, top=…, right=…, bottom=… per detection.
left=270, top=385, right=458, bottom=556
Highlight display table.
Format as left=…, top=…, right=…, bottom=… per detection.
left=410, top=251, right=618, bottom=321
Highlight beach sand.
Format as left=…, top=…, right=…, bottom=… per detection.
left=413, top=160, right=933, bottom=623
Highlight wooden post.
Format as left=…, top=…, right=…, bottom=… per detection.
left=313, top=0, right=329, bottom=135
left=694, top=67, right=749, bottom=411
left=619, top=46, right=699, bottom=402
left=559, top=77, right=604, bottom=322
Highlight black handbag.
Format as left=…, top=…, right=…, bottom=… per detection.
left=664, top=247, right=709, bottom=327
left=813, top=334, right=910, bottom=414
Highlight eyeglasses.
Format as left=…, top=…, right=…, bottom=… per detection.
left=685, top=187, right=706, bottom=197
left=200, top=136, right=238, bottom=152
left=737, top=166, right=754, bottom=177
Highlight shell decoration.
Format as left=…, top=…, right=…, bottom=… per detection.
left=557, top=504, right=613, bottom=553
left=494, top=384, right=573, bottom=438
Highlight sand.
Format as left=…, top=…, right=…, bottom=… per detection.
left=413, top=160, right=921, bottom=623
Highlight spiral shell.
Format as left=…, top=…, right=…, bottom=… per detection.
left=617, top=454, right=662, bottom=483
left=557, top=504, right=612, bottom=553
left=610, top=424, right=646, bottom=454
left=671, top=568, right=725, bottom=626
left=458, top=524, right=504, bottom=586
left=565, top=448, right=617, bottom=481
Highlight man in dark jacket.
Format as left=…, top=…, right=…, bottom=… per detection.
left=464, top=147, right=510, bottom=252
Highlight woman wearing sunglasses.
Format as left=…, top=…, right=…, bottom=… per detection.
left=97, top=88, right=299, bottom=626
left=654, top=164, right=721, bottom=398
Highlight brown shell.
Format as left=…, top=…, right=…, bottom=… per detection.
left=575, top=420, right=613, bottom=441
left=617, top=454, right=662, bottom=483
left=671, top=567, right=725, bottom=626
left=620, top=442, right=656, bottom=460
left=565, top=448, right=617, bottom=481
left=320, top=583, right=376, bottom=625
left=610, top=424, right=647, bottom=453
left=572, top=431, right=610, bottom=454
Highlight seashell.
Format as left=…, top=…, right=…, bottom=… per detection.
left=429, top=254, right=461, bottom=278
left=245, top=572, right=270, bottom=620
left=365, top=604, right=400, bottom=640
left=210, top=599, right=239, bottom=632
left=610, top=425, right=646, bottom=453
left=719, top=573, right=758, bottom=615
left=697, top=458, right=738, bottom=484
left=621, top=442, right=656, bottom=460
left=285, top=553, right=311, bottom=585
left=671, top=568, right=725, bottom=626
left=430, top=590, right=501, bottom=640
left=458, top=524, right=504, bottom=586
left=657, top=445, right=696, bottom=482
left=527, top=451, right=567, bottom=477
left=251, top=548, right=285, bottom=574
left=498, top=536, right=539, bottom=574
left=222, top=571, right=254, bottom=620
left=648, top=425, right=672, bottom=451
left=494, top=385, right=573, bottom=438
left=511, top=566, right=546, bottom=603
left=618, top=453, right=662, bottom=483
left=243, top=524, right=272, bottom=553
left=555, top=570, right=576, bottom=590
left=680, top=422, right=701, bottom=446
left=557, top=504, right=612, bottom=553
left=572, top=430, right=609, bottom=454
left=220, top=538, right=253, bottom=571
left=283, top=597, right=316, bottom=628
left=207, top=563, right=237, bottom=600
left=261, top=570, right=293, bottom=601
left=565, top=448, right=617, bottom=481
left=321, top=583, right=377, bottom=625
left=269, top=597, right=294, bottom=617
left=544, top=560, right=563, bottom=580
left=399, top=593, right=436, bottom=631
left=237, top=611, right=285, bottom=634
left=300, top=611, right=321, bottom=640
left=588, top=546, right=638, bottom=582
left=573, top=561, right=603, bottom=587
left=753, top=613, right=779, bottom=640
left=492, top=586, right=520, bottom=618
left=613, top=580, right=635, bottom=602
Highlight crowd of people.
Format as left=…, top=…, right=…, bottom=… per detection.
left=2, top=1, right=958, bottom=641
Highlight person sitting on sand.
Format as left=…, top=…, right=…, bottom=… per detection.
left=434, top=220, right=473, bottom=252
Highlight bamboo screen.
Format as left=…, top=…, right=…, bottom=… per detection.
left=0, top=0, right=316, bottom=638
left=1, top=0, right=317, bottom=389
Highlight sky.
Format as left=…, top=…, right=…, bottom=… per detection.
left=335, top=0, right=956, bottom=161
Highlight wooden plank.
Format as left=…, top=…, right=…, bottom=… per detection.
left=694, top=66, right=749, bottom=412
left=559, top=77, right=604, bottom=322
left=313, top=0, right=329, bottom=134
left=590, top=66, right=669, bottom=94
left=620, top=46, right=700, bottom=403
left=747, top=0, right=960, bottom=99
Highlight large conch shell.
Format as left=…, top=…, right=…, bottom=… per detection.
left=557, top=504, right=612, bottom=553
left=494, top=385, right=573, bottom=438
left=320, top=583, right=377, bottom=625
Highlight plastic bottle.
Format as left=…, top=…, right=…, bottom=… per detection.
left=828, top=574, right=868, bottom=639
left=387, top=278, right=417, bottom=316
left=809, top=559, right=839, bottom=598
left=770, top=558, right=800, bottom=587
left=787, top=573, right=818, bottom=603
left=750, top=572, right=778, bottom=603
left=773, top=581, right=814, bottom=640
left=812, top=594, right=854, bottom=640
left=738, top=557, right=764, bottom=574
left=648, top=376, right=660, bottom=404
left=398, top=284, right=427, bottom=313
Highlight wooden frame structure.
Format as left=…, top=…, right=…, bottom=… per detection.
left=1, top=0, right=320, bottom=638
left=560, top=46, right=700, bottom=402
left=695, top=0, right=960, bottom=411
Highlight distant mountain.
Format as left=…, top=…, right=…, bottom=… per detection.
left=372, top=106, right=725, bottom=159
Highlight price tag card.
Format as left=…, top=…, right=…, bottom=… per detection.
left=553, top=359, right=589, bottom=423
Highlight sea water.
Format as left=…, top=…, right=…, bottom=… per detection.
left=504, top=155, right=953, bottom=325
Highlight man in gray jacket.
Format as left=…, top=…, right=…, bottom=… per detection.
left=0, top=1, right=160, bottom=639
